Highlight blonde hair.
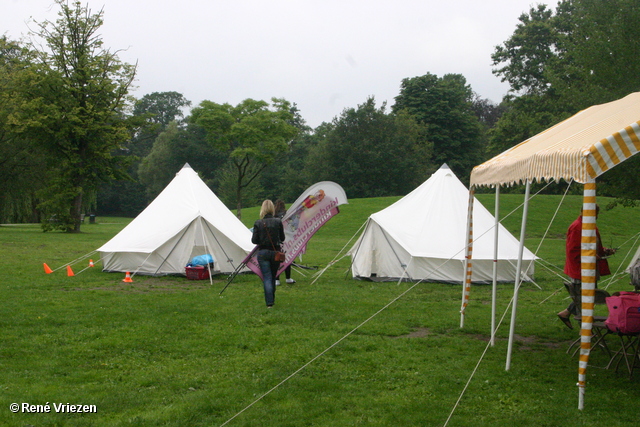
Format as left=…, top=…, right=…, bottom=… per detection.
left=259, top=199, right=275, bottom=219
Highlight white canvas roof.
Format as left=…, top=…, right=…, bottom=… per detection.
left=98, top=164, right=253, bottom=275
left=471, top=91, right=640, bottom=187
left=350, top=164, right=536, bottom=283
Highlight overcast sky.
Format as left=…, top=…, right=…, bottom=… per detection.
left=4, top=0, right=549, bottom=128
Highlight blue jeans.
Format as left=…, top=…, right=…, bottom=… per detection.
left=257, top=249, right=278, bottom=306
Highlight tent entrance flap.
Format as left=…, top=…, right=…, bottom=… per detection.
left=200, top=217, right=244, bottom=273
left=150, top=220, right=195, bottom=276
left=350, top=219, right=413, bottom=280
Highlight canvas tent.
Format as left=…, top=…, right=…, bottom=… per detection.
left=627, top=244, right=640, bottom=273
left=349, top=164, right=536, bottom=283
left=466, top=91, right=640, bottom=409
left=98, top=164, right=253, bottom=276
left=626, top=241, right=640, bottom=289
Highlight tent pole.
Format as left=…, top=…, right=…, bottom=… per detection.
left=491, top=185, right=500, bottom=346
left=506, top=180, right=530, bottom=371
left=460, top=187, right=475, bottom=328
left=578, top=180, right=597, bottom=410
left=197, top=217, right=215, bottom=286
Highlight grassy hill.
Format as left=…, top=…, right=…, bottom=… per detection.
left=1, top=194, right=639, bottom=426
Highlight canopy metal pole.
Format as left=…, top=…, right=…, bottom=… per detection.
left=506, top=180, right=530, bottom=370
left=197, top=217, right=215, bottom=286
left=491, top=185, right=500, bottom=346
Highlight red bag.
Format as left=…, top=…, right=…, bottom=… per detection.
left=605, top=292, right=640, bottom=334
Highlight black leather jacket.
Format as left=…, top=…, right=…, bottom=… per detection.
left=251, top=214, right=285, bottom=250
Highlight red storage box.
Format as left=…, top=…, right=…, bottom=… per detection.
left=185, top=266, right=210, bottom=280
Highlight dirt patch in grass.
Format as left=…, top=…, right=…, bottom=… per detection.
left=392, top=327, right=432, bottom=338
left=395, top=327, right=567, bottom=350
left=406, top=327, right=432, bottom=338
left=82, top=277, right=222, bottom=293
left=472, top=332, right=566, bottom=350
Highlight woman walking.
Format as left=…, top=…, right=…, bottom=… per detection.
left=251, top=200, right=285, bottom=308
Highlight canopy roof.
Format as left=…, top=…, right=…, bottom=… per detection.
left=471, top=92, right=640, bottom=187
left=466, top=92, right=640, bottom=409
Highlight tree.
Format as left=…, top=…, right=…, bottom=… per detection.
left=190, top=98, right=298, bottom=218
left=98, top=91, right=192, bottom=217
left=9, top=0, right=136, bottom=232
left=137, top=121, right=226, bottom=201
left=215, top=161, right=264, bottom=211
left=311, top=97, right=430, bottom=198
left=599, top=155, right=640, bottom=208
left=488, top=4, right=574, bottom=155
left=0, top=36, right=48, bottom=223
left=548, top=0, right=640, bottom=108
left=392, top=73, right=485, bottom=182
left=490, top=0, right=640, bottom=201
left=486, top=94, right=572, bottom=156
left=259, top=103, right=315, bottom=202
left=130, top=91, right=192, bottom=158
left=491, top=4, right=559, bottom=97
left=493, top=0, right=640, bottom=113
left=471, top=93, right=505, bottom=130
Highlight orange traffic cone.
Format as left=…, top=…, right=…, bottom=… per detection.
left=89, top=259, right=95, bottom=267
left=43, top=263, right=53, bottom=274
left=67, top=265, right=75, bottom=277
left=122, top=271, right=133, bottom=283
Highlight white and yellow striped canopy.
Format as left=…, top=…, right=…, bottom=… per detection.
left=471, top=92, right=640, bottom=187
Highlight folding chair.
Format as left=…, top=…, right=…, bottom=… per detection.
left=565, top=282, right=612, bottom=361
left=605, top=332, right=640, bottom=378
left=604, top=291, right=640, bottom=377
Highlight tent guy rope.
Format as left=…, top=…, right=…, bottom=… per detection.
left=219, top=270, right=426, bottom=427
left=44, top=250, right=98, bottom=274
left=443, top=288, right=516, bottom=427
left=310, top=219, right=368, bottom=286
left=219, top=211, right=534, bottom=425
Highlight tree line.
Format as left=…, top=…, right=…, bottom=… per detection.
left=1, top=0, right=639, bottom=231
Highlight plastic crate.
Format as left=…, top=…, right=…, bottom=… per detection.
left=185, top=266, right=210, bottom=280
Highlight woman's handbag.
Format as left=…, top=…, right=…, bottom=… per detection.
left=263, top=220, right=285, bottom=263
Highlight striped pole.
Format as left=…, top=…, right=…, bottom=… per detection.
left=460, top=187, right=475, bottom=328
left=578, top=180, right=597, bottom=410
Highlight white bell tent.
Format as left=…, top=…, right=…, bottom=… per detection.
left=98, top=164, right=253, bottom=276
left=626, top=240, right=640, bottom=288
left=349, top=164, right=536, bottom=283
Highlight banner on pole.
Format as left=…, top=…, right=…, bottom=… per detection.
left=245, top=181, right=348, bottom=278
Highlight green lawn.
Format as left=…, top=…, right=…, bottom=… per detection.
left=1, top=194, right=639, bottom=426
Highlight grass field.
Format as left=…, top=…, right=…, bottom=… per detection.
left=1, top=193, right=640, bottom=426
